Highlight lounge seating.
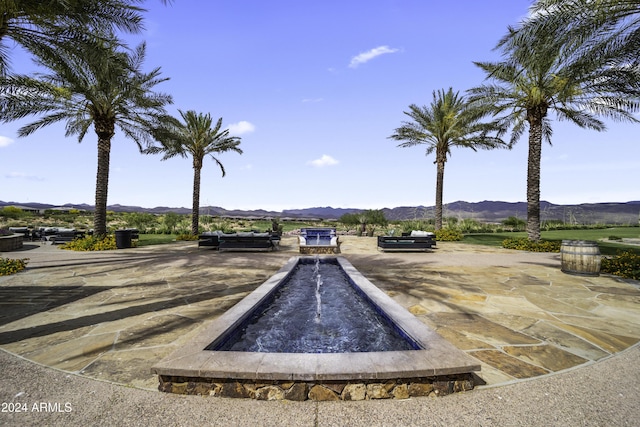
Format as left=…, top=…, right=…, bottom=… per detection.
left=51, top=228, right=86, bottom=244
left=299, top=228, right=340, bottom=254
left=8, top=227, right=30, bottom=240
left=198, top=231, right=221, bottom=249
left=377, top=230, right=436, bottom=252
left=211, top=232, right=276, bottom=252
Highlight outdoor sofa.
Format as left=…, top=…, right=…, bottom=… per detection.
left=8, top=227, right=30, bottom=239
left=199, top=231, right=277, bottom=252
left=51, top=229, right=86, bottom=244
left=377, top=230, right=436, bottom=252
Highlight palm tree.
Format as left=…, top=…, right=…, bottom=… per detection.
left=388, top=88, right=506, bottom=230
left=146, top=111, right=243, bottom=236
left=0, top=40, right=172, bottom=235
left=0, top=0, right=145, bottom=74
left=508, top=0, right=639, bottom=59
left=1, top=1, right=175, bottom=75
left=469, top=4, right=639, bottom=241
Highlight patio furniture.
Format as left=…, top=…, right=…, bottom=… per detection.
left=218, top=232, right=276, bottom=252
left=8, top=227, right=30, bottom=240
left=51, top=229, right=86, bottom=244
left=198, top=231, right=221, bottom=249
left=377, top=231, right=436, bottom=252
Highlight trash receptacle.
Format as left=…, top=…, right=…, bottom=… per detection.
left=115, top=229, right=133, bottom=249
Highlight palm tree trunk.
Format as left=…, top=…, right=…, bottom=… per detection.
left=435, top=155, right=445, bottom=231
left=191, top=158, right=202, bottom=236
left=94, top=136, right=111, bottom=236
left=0, top=15, right=8, bottom=40
left=526, top=116, right=544, bottom=242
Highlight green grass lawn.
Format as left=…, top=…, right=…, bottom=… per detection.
left=462, top=227, right=640, bottom=255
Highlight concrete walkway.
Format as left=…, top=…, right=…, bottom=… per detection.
left=1, top=237, right=639, bottom=425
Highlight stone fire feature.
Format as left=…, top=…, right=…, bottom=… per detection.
left=152, top=256, right=480, bottom=401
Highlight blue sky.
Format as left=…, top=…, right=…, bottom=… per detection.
left=1, top=0, right=638, bottom=211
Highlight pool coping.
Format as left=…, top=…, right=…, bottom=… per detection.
left=152, top=256, right=480, bottom=383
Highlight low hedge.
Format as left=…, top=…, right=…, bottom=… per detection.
left=502, top=238, right=561, bottom=252
left=435, top=228, right=463, bottom=241
left=0, top=257, right=28, bottom=276
left=601, top=250, right=640, bottom=280
left=61, top=234, right=118, bottom=251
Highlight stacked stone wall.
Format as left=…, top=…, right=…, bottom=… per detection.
left=299, top=246, right=340, bottom=255
left=158, top=374, right=474, bottom=401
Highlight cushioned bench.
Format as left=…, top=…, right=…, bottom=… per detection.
left=8, top=227, right=30, bottom=239
left=198, top=232, right=220, bottom=249
left=218, top=232, right=276, bottom=252
left=377, top=231, right=436, bottom=252
left=51, top=230, right=86, bottom=244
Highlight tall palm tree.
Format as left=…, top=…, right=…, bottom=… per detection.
left=146, top=111, right=243, bottom=236
left=0, top=39, right=172, bottom=235
left=1, top=1, right=174, bottom=75
left=0, top=0, right=145, bottom=74
left=508, top=0, right=639, bottom=60
left=469, top=3, right=639, bottom=241
left=388, top=88, right=506, bottom=230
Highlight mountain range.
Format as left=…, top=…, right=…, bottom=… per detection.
left=2, top=200, right=639, bottom=224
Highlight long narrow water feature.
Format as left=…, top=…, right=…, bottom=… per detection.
left=209, top=257, right=417, bottom=353
left=153, top=256, right=480, bottom=401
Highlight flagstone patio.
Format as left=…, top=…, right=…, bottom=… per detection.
left=1, top=236, right=638, bottom=394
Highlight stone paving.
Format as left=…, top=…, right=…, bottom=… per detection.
left=1, top=236, right=639, bottom=393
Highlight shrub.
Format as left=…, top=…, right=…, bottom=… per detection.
left=0, top=206, right=25, bottom=219
left=502, top=216, right=526, bottom=231
left=61, top=234, right=117, bottom=251
left=0, top=258, right=29, bottom=276
left=502, top=238, right=561, bottom=252
left=601, top=250, right=640, bottom=280
left=401, top=220, right=435, bottom=234
left=458, top=219, right=482, bottom=233
left=608, top=236, right=622, bottom=241
left=0, top=228, right=12, bottom=236
left=435, top=228, right=463, bottom=241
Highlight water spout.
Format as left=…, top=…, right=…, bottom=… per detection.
left=315, top=274, right=322, bottom=322
left=314, top=256, right=322, bottom=322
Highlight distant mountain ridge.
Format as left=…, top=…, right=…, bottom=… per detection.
left=2, top=200, right=638, bottom=224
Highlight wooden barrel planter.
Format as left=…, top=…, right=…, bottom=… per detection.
left=560, top=240, right=601, bottom=276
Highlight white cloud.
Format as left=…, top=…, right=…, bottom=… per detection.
left=308, top=154, right=339, bottom=167
left=227, top=121, right=256, bottom=135
left=5, top=171, right=45, bottom=181
left=349, top=45, right=399, bottom=68
left=0, top=136, right=14, bottom=147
